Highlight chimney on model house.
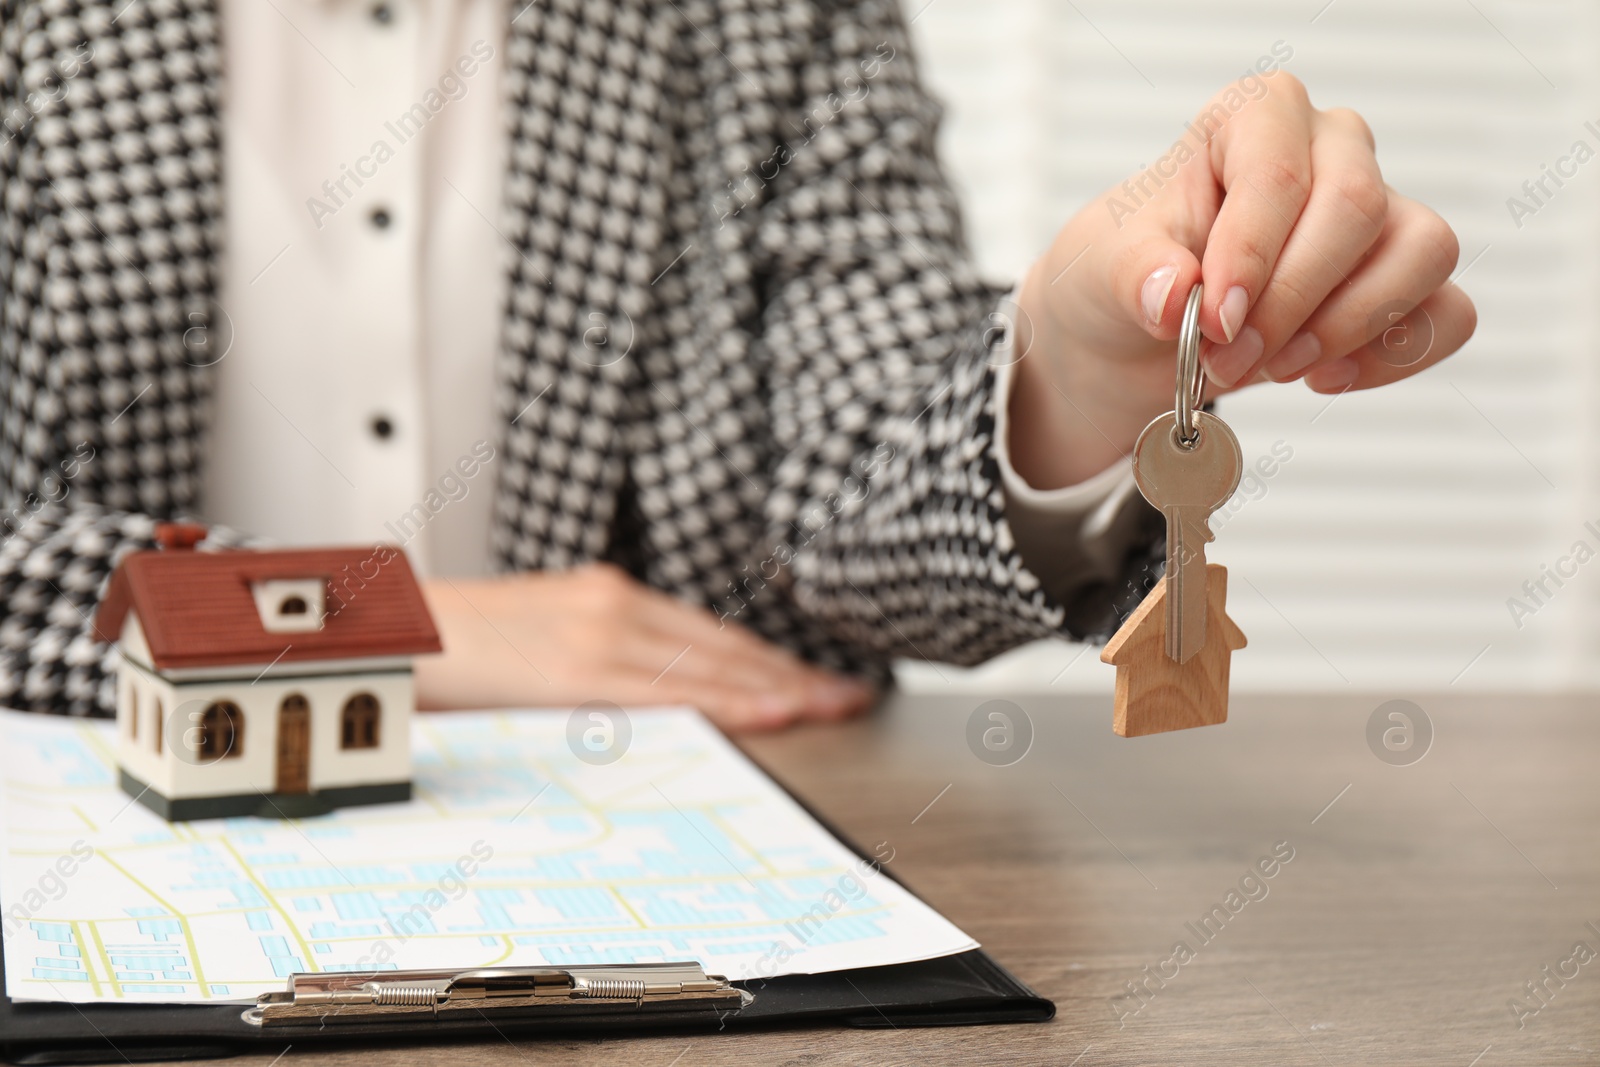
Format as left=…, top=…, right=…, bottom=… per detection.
left=153, top=522, right=208, bottom=551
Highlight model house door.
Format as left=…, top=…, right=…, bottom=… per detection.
left=276, top=695, right=310, bottom=794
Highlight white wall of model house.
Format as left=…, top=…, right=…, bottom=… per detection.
left=114, top=614, right=413, bottom=800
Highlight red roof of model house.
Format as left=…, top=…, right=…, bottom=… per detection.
left=93, top=543, right=443, bottom=671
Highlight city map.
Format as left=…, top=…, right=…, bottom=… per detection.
left=0, top=708, right=975, bottom=1004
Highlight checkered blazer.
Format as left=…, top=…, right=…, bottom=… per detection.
left=0, top=0, right=1160, bottom=715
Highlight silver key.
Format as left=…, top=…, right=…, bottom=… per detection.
left=1132, top=410, right=1242, bottom=663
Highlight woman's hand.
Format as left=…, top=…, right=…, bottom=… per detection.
left=1009, top=71, right=1477, bottom=489
left=414, top=563, right=876, bottom=731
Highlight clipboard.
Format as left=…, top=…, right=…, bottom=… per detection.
left=0, top=745, right=1054, bottom=1064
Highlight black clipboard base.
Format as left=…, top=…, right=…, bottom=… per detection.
left=0, top=950, right=1052, bottom=1065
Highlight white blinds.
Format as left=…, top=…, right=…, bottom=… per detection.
left=896, top=0, right=1599, bottom=692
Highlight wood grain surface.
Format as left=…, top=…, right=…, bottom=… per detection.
left=151, top=692, right=1600, bottom=1066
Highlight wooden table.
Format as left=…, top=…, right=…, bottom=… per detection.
left=163, top=692, right=1600, bottom=1066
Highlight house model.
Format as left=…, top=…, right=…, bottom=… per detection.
left=92, top=524, right=442, bottom=820
left=1100, top=563, right=1246, bottom=737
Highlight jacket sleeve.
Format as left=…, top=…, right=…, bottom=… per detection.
left=0, top=506, right=248, bottom=715
left=754, top=0, right=1164, bottom=667
left=0, top=505, right=160, bottom=715
left=0, top=0, right=227, bottom=716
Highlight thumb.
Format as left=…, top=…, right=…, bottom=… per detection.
left=1112, top=231, right=1203, bottom=342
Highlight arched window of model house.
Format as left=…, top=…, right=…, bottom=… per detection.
left=198, top=701, right=242, bottom=760
left=130, top=685, right=139, bottom=741
left=154, top=697, right=164, bottom=754
left=341, top=693, right=380, bottom=750
left=278, top=595, right=308, bottom=615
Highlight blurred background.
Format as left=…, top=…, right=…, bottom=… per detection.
left=893, top=0, right=1599, bottom=694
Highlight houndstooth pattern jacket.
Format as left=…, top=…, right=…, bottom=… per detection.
left=0, top=0, right=1162, bottom=715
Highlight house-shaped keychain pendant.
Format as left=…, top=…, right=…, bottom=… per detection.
left=1101, top=563, right=1246, bottom=737
left=92, top=524, right=442, bottom=820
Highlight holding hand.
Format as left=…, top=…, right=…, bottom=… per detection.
left=1010, top=71, right=1476, bottom=489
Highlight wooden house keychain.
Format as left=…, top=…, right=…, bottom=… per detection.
left=1102, top=284, right=1248, bottom=737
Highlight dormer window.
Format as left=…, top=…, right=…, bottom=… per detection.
left=251, top=579, right=327, bottom=633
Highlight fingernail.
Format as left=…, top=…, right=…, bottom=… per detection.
left=1140, top=266, right=1178, bottom=330
left=1203, top=326, right=1263, bottom=388
left=1264, top=331, right=1322, bottom=382
left=813, top=679, right=872, bottom=716
left=756, top=694, right=802, bottom=722
left=844, top=678, right=877, bottom=707
left=1305, top=356, right=1359, bottom=393
left=1218, top=285, right=1249, bottom=343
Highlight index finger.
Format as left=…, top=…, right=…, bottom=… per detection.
left=1198, top=73, right=1314, bottom=356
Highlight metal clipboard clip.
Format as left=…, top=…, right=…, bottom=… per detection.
left=245, top=962, right=749, bottom=1027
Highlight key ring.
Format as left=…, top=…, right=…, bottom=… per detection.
left=1176, top=283, right=1205, bottom=448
